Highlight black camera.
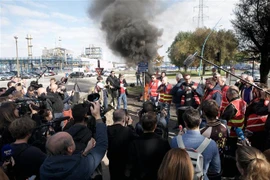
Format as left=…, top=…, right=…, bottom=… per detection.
left=16, top=98, right=46, bottom=116
left=30, top=81, right=43, bottom=90
left=83, top=93, right=106, bottom=122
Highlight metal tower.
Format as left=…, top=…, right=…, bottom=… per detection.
left=194, top=0, right=208, bottom=28
left=25, top=34, right=33, bottom=57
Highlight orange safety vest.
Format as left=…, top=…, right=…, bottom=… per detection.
left=220, top=85, right=230, bottom=114
left=159, top=83, right=173, bottom=104
left=202, top=89, right=221, bottom=102
left=180, top=82, right=201, bottom=106
left=149, top=80, right=160, bottom=97
left=246, top=99, right=269, bottom=132
left=227, top=98, right=247, bottom=137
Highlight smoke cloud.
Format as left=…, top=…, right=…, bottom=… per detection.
left=88, top=0, right=163, bottom=63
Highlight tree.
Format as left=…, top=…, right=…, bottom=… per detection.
left=167, top=28, right=239, bottom=73
left=231, top=0, right=270, bottom=85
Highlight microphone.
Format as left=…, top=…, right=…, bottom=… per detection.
left=183, top=52, right=198, bottom=67
left=235, top=127, right=245, bottom=140
left=235, top=127, right=251, bottom=146
left=1, top=144, right=13, bottom=162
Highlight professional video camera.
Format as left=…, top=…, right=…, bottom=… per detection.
left=30, top=116, right=70, bottom=152
left=15, top=97, right=47, bottom=116
left=30, top=81, right=43, bottom=90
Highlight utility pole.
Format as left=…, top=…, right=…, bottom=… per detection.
left=14, top=36, right=20, bottom=77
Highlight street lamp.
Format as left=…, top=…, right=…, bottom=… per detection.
left=199, top=18, right=222, bottom=77
left=14, top=36, right=20, bottom=77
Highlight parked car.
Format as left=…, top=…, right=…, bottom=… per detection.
left=85, top=71, right=97, bottom=77
left=0, top=73, right=7, bottom=81
left=20, top=73, right=31, bottom=79
left=69, top=72, right=84, bottom=78
left=102, top=70, right=110, bottom=76
left=242, top=70, right=260, bottom=81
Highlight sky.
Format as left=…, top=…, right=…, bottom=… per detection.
left=0, top=0, right=239, bottom=62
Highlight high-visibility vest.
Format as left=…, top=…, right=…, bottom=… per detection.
left=159, top=83, right=173, bottom=104
left=246, top=99, right=269, bottom=132
left=202, top=89, right=221, bottom=102
left=180, top=82, right=201, bottom=106
left=149, top=80, right=160, bottom=97
left=220, top=85, right=230, bottom=114
left=227, top=98, right=247, bottom=137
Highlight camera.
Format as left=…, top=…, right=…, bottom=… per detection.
left=83, top=93, right=106, bottom=121
left=15, top=97, right=47, bottom=116
left=30, top=81, right=43, bottom=90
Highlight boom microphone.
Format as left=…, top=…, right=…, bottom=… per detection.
left=184, top=52, right=197, bottom=67
left=184, top=52, right=270, bottom=95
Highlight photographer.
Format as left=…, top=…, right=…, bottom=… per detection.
left=40, top=101, right=108, bottom=180
left=60, top=84, right=74, bottom=128
left=46, top=84, right=64, bottom=119
left=37, top=87, right=53, bottom=112
left=135, top=101, right=167, bottom=137
left=25, top=86, right=37, bottom=98
left=65, top=104, right=92, bottom=151
left=107, top=109, right=138, bottom=180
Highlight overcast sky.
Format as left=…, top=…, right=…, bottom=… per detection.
left=0, top=0, right=239, bottom=62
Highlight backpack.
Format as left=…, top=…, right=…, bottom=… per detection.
left=177, top=135, right=211, bottom=180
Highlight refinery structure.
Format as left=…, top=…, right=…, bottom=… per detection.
left=0, top=35, right=113, bottom=72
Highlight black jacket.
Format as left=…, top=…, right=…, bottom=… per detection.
left=66, top=124, right=92, bottom=152
left=11, top=143, right=46, bottom=180
left=107, top=124, right=138, bottom=180
left=106, top=75, right=119, bottom=91
left=47, top=92, right=64, bottom=113
left=126, top=133, right=170, bottom=180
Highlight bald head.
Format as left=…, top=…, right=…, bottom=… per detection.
left=113, top=109, right=126, bottom=123
left=46, top=132, right=75, bottom=156
left=37, top=87, right=46, bottom=96
left=245, top=75, right=254, bottom=87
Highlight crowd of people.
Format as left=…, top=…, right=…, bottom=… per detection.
left=0, top=70, right=269, bottom=180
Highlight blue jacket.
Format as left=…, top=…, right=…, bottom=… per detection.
left=171, top=130, right=221, bottom=180
left=40, top=121, right=108, bottom=180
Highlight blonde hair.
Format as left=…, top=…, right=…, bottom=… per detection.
left=158, top=148, right=194, bottom=180
left=236, top=146, right=270, bottom=180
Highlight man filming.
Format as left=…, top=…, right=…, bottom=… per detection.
left=40, top=101, right=108, bottom=180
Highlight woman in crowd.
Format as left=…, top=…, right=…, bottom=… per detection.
left=158, top=148, right=194, bottom=180
left=236, top=146, right=270, bottom=180
left=0, top=102, right=19, bottom=148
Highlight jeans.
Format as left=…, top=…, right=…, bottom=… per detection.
left=136, top=77, right=142, bottom=86
left=117, top=93, right=127, bottom=109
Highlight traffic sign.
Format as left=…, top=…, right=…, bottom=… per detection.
left=138, top=62, right=148, bottom=73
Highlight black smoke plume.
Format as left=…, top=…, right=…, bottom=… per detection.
left=88, top=0, right=163, bottom=63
